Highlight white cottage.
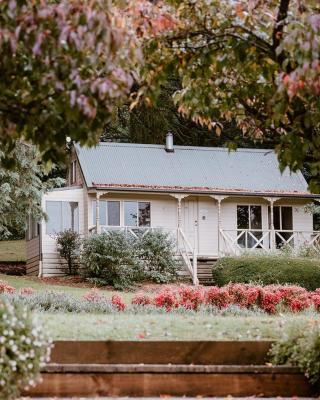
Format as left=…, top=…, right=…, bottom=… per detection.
left=26, top=134, right=320, bottom=284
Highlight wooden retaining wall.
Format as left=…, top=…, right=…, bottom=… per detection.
left=24, top=340, right=319, bottom=398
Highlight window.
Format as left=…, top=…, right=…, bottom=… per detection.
left=124, top=201, right=151, bottom=227
left=92, top=200, right=120, bottom=226
left=237, top=205, right=262, bottom=248
left=46, top=201, right=79, bottom=234
left=70, top=160, right=76, bottom=184
left=268, top=206, right=293, bottom=247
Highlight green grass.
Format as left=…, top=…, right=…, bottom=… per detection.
left=38, top=312, right=319, bottom=341
left=0, top=240, right=26, bottom=262
left=0, top=273, right=135, bottom=302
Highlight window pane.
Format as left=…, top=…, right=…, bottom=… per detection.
left=274, top=206, right=280, bottom=230
left=62, top=202, right=79, bottom=232
left=91, top=200, right=106, bottom=225
left=237, top=206, right=249, bottom=229
left=250, top=206, right=262, bottom=229
left=46, top=201, right=62, bottom=234
left=281, top=207, right=293, bottom=230
left=139, top=202, right=151, bottom=227
left=124, top=201, right=137, bottom=226
left=108, top=201, right=120, bottom=226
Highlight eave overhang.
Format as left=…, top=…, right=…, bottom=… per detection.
left=89, top=182, right=320, bottom=199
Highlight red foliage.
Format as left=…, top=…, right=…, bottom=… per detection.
left=132, top=292, right=152, bottom=306
left=205, top=287, right=232, bottom=309
left=0, top=280, right=15, bottom=294
left=177, top=286, right=204, bottom=310
left=226, top=283, right=261, bottom=308
left=19, top=287, right=36, bottom=296
left=111, top=294, right=126, bottom=311
left=154, top=289, right=178, bottom=311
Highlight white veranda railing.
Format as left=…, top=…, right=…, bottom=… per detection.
left=220, top=229, right=320, bottom=256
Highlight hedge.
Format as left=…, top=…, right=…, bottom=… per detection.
left=212, top=256, right=320, bottom=290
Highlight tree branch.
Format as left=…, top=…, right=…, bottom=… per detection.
left=272, top=0, right=291, bottom=52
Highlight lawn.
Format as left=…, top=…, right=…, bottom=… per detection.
left=0, top=240, right=26, bottom=262
left=39, top=312, right=318, bottom=341
left=0, top=273, right=135, bottom=302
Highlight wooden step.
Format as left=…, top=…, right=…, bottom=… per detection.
left=25, top=364, right=316, bottom=397
left=22, top=341, right=319, bottom=397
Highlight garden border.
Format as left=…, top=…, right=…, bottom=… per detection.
left=24, top=340, right=320, bottom=397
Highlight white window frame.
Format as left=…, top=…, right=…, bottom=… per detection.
left=123, top=201, right=151, bottom=228
left=268, top=205, right=293, bottom=230
left=237, top=204, right=262, bottom=230
left=46, top=201, right=79, bottom=235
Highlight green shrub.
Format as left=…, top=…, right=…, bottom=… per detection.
left=0, top=299, right=51, bottom=399
left=269, top=321, right=320, bottom=384
left=2, top=291, right=115, bottom=314
left=212, top=256, right=320, bottom=290
left=56, top=229, right=81, bottom=275
left=136, top=231, right=178, bottom=283
left=81, top=232, right=143, bottom=290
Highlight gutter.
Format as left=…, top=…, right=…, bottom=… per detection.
left=88, top=185, right=320, bottom=200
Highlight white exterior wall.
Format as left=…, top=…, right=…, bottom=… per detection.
left=41, top=187, right=84, bottom=276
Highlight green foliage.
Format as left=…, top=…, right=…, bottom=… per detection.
left=269, top=321, right=320, bottom=384
left=0, top=142, right=63, bottom=239
left=2, top=291, right=115, bottom=314
left=81, top=232, right=143, bottom=290
left=0, top=299, right=51, bottom=400
left=212, top=256, right=320, bottom=290
left=56, top=230, right=81, bottom=275
left=81, top=230, right=179, bottom=289
left=136, top=230, right=178, bottom=283
left=0, top=0, right=139, bottom=163
left=134, top=0, right=320, bottom=191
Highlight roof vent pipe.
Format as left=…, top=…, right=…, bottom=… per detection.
left=165, top=132, right=174, bottom=152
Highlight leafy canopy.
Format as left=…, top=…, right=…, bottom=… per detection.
left=132, top=0, right=320, bottom=191
left=0, top=142, right=63, bottom=239
left=0, top=0, right=140, bottom=163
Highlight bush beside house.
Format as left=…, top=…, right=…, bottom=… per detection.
left=80, top=230, right=179, bottom=289
left=213, top=256, right=320, bottom=291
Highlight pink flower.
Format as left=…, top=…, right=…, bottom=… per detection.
left=111, top=294, right=125, bottom=311
left=0, top=280, right=15, bottom=294
left=19, top=287, right=35, bottom=296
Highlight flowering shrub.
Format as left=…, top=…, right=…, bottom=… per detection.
left=83, top=288, right=103, bottom=303
left=0, top=299, right=52, bottom=400
left=19, top=287, right=35, bottom=296
left=154, top=289, right=179, bottom=311
left=205, top=287, right=232, bottom=309
left=132, top=292, right=152, bottom=306
left=132, top=283, right=320, bottom=314
left=111, top=294, right=126, bottom=311
left=0, top=280, right=15, bottom=294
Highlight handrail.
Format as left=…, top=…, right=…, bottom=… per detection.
left=178, top=227, right=198, bottom=285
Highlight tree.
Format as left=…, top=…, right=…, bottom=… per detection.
left=0, top=142, right=63, bottom=239
left=132, top=0, right=320, bottom=191
left=103, top=77, right=276, bottom=149
left=0, top=0, right=140, bottom=164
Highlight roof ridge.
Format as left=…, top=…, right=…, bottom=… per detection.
left=93, top=142, right=275, bottom=153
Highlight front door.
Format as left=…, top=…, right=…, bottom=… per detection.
left=182, top=199, right=198, bottom=252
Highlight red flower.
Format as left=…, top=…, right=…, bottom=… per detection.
left=111, top=294, right=126, bottom=311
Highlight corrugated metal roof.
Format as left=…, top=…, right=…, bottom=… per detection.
left=75, top=142, right=310, bottom=195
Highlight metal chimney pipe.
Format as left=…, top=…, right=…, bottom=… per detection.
left=165, top=132, right=174, bottom=152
